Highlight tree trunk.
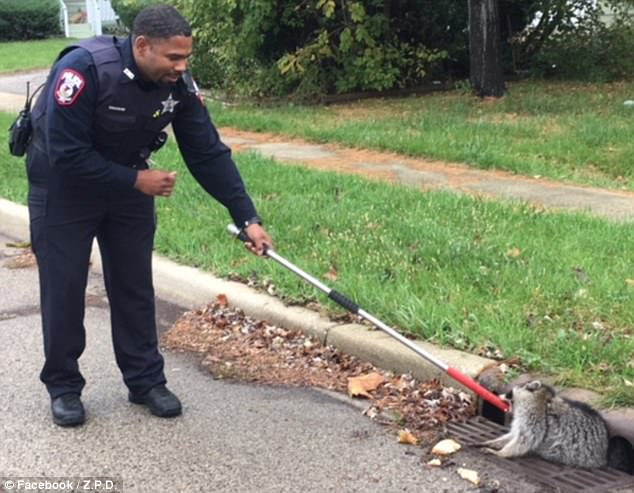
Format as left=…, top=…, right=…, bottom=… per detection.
left=468, top=0, right=506, bottom=98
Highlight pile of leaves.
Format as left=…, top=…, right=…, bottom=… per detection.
left=163, top=296, right=475, bottom=443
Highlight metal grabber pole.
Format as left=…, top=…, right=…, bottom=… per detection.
left=227, top=224, right=510, bottom=413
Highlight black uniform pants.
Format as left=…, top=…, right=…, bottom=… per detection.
left=28, top=173, right=166, bottom=399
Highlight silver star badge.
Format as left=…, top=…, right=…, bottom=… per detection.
left=161, top=94, right=180, bottom=114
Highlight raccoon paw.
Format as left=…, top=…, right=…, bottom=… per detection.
left=474, top=440, right=502, bottom=450
left=482, top=447, right=501, bottom=455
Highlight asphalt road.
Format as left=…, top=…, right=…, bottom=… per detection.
left=0, top=231, right=547, bottom=493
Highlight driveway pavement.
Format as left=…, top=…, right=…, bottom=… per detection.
left=0, top=70, right=47, bottom=112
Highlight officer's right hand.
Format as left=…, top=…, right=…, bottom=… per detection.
left=134, top=170, right=177, bottom=197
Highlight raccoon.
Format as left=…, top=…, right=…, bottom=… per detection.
left=479, top=380, right=609, bottom=468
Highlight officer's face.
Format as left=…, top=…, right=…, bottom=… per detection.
left=134, top=35, right=193, bottom=85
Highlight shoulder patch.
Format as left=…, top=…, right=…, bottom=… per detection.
left=55, top=69, right=86, bottom=106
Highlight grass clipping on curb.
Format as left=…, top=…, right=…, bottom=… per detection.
left=162, top=296, right=475, bottom=443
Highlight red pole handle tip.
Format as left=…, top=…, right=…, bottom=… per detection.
left=447, top=367, right=510, bottom=413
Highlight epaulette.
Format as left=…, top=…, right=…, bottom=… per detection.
left=181, top=71, right=200, bottom=96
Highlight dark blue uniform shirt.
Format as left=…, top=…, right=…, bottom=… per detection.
left=30, top=36, right=257, bottom=226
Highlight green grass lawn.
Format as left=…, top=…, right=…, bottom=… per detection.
left=0, top=113, right=29, bottom=202
left=2, top=110, right=631, bottom=406
left=209, top=80, right=634, bottom=192
left=0, top=38, right=77, bottom=73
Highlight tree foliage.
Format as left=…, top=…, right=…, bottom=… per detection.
left=158, top=0, right=634, bottom=96
left=525, top=0, right=634, bottom=80
left=110, top=0, right=160, bottom=30
left=495, top=0, right=634, bottom=79
left=174, top=0, right=462, bottom=98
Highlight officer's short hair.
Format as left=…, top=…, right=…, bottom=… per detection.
left=132, top=4, right=192, bottom=41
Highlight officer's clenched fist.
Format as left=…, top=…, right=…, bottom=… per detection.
left=134, top=169, right=178, bottom=197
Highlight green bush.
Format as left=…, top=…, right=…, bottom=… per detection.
left=174, top=0, right=456, bottom=99
left=531, top=5, right=634, bottom=81
left=0, top=0, right=60, bottom=41
left=108, top=0, right=634, bottom=96
left=110, top=0, right=161, bottom=31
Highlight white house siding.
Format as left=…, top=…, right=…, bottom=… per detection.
left=97, top=0, right=118, bottom=23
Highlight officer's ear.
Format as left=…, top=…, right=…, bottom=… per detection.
left=134, top=35, right=152, bottom=57
left=133, top=35, right=155, bottom=78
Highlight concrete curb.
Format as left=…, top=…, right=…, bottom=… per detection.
left=0, top=197, right=493, bottom=391
left=328, top=323, right=490, bottom=384
left=150, top=256, right=338, bottom=346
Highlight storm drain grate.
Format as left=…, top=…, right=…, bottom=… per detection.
left=447, top=417, right=634, bottom=493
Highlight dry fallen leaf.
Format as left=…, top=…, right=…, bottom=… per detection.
left=216, top=294, right=229, bottom=306
left=6, top=241, right=31, bottom=248
left=506, top=247, right=522, bottom=258
left=431, top=438, right=462, bottom=456
left=397, top=429, right=418, bottom=445
left=324, top=268, right=338, bottom=281
left=572, top=267, right=590, bottom=283
left=347, top=372, right=386, bottom=398
left=394, top=375, right=412, bottom=391
left=457, top=467, right=481, bottom=486
left=427, top=458, right=442, bottom=467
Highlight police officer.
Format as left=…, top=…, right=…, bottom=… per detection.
left=26, top=4, right=272, bottom=426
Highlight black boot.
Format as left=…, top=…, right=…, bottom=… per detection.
left=129, top=385, right=182, bottom=417
left=51, top=394, right=85, bottom=427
